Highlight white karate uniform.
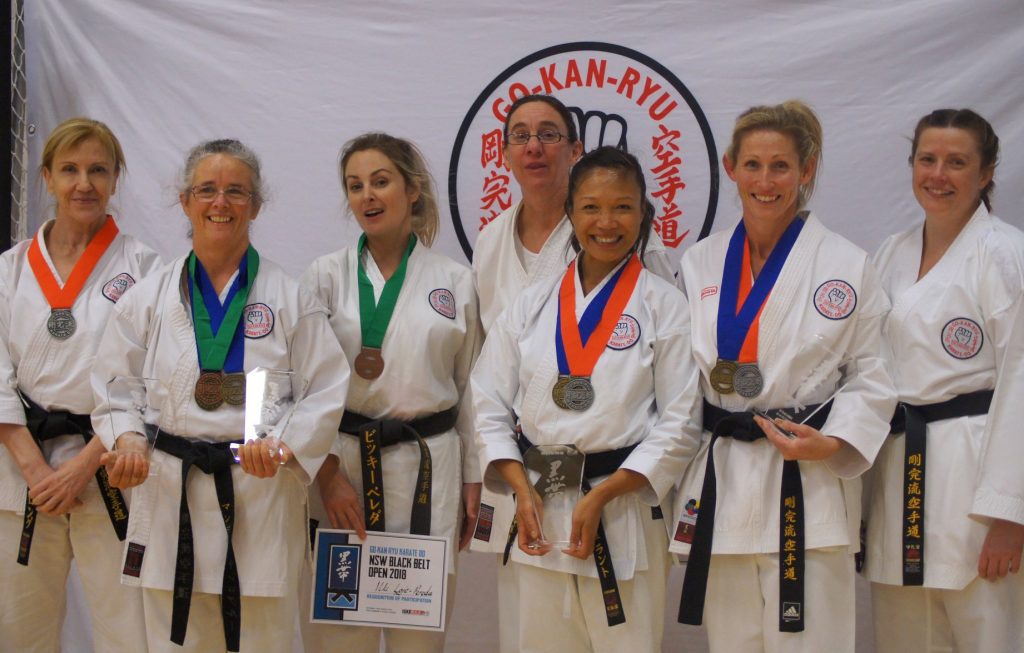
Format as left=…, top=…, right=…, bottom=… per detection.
left=473, top=255, right=702, bottom=652
left=91, top=254, right=347, bottom=653
left=299, top=242, right=481, bottom=653
left=669, top=214, right=896, bottom=653
left=865, top=204, right=1024, bottom=652
left=0, top=220, right=158, bottom=653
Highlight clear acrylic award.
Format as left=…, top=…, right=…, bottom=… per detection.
left=522, top=444, right=586, bottom=550
left=231, top=367, right=308, bottom=464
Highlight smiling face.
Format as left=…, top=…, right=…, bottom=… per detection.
left=344, top=148, right=419, bottom=242
left=911, top=127, right=993, bottom=224
left=180, top=153, right=259, bottom=256
left=570, top=167, right=644, bottom=278
left=503, top=100, right=582, bottom=200
left=42, top=137, right=118, bottom=228
left=725, top=129, right=815, bottom=228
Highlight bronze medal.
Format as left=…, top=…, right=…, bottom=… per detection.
left=221, top=373, right=246, bottom=406
left=354, top=346, right=385, bottom=380
left=47, top=309, right=77, bottom=340
left=734, top=363, right=764, bottom=398
left=709, top=359, right=738, bottom=395
left=551, top=376, right=571, bottom=409
left=194, top=371, right=224, bottom=411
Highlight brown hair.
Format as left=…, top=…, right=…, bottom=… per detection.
left=40, top=117, right=126, bottom=175
left=910, top=108, right=999, bottom=211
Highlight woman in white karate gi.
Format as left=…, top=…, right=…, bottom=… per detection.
left=93, top=139, right=347, bottom=652
left=474, top=145, right=702, bottom=653
left=300, top=132, right=481, bottom=653
left=670, top=101, right=895, bottom=652
left=865, top=108, right=1024, bottom=652
left=0, top=118, right=158, bottom=652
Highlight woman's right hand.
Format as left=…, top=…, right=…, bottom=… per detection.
left=317, top=456, right=367, bottom=538
left=491, top=459, right=549, bottom=556
left=99, top=432, right=150, bottom=489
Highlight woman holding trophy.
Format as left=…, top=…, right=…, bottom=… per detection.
left=473, top=145, right=702, bottom=653
left=93, top=139, right=346, bottom=652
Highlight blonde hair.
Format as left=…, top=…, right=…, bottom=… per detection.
left=40, top=117, right=126, bottom=175
left=725, top=100, right=823, bottom=209
left=340, top=133, right=439, bottom=246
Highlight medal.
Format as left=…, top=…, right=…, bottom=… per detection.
left=709, top=359, right=738, bottom=395
left=221, top=373, right=246, bottom=405
left=46, top=309, right=77, bottom=340
left=187, top=247, right=260, bottom=409
left=733, top=363, right=764, bottom=398
left=553, top=254, right=643, bottom=411
left=194, top=371, right=224, bottom=411
left=356, top=234, right=417, bottom=382
left=354, top=347, right=385, bottom=380
left=28, top=216, right=119, bottom=340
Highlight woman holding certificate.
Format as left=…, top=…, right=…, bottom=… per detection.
left=473, top=145, right=702, bottom=653
left=670, top=101, right=895, bottom=652
left=92, top=139, right=346, bottom=653
left=864, top=109, right=1024, bottom=652
left=0, top=117, right=159, bottom=652
left=301, top=133, right=481, bottom=653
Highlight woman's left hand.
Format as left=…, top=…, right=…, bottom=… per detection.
left=562, top=490, right=607, bottom=559
left=29, top=437, right=106, bottom=514
left=755, top=415, right=842, bottom=461
left=238, top=438, right=293, bottom=478
left=459, top=482, right=482, bottom=551
left=978, top=518, right=1024, bottom=581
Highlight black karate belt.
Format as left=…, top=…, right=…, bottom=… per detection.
left=17, top=395, right=128, bottom=566
left=339, top=406, right=457, bottom=536
left=679, top=399, right=832, bottom=633
left=153, top=430, right=242, bottom=652
left=502, top=433, right=637, bottom=627
left=888, top=389, right=993, bottom=586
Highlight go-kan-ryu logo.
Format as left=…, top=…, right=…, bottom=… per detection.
left=448, top=42, right=720, bottom=262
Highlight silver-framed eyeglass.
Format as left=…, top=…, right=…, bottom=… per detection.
left=506, top=129, right=565, bottom=146
left=190, top=185, right=254, bottom=205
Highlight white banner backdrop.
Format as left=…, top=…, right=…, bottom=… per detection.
left=24, top=0, right=1024, bottom=276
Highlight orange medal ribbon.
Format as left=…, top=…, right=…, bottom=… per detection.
left=736, top=237, right=766, bottom=364
left=557, top=254, right=643, bottom=376
left=27, top=215, right=119, bottom=309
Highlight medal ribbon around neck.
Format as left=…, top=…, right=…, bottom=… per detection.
left=357, top=233, right=417, bottom=349
left=716, top=218, right=804, bottom=363
left=188, top=246, right=259, bottom=373
left=28, top=215, right=119, bottom=310
left=555, top=254, right=642, bottom=377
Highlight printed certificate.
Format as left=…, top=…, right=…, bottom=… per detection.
left=310, top=529, right=448, bottom=631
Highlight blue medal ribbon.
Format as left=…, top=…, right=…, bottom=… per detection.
left=555, top=259, right=631, bottom=375
left=716, top=218, right=804, bottom=361
left=188, top=254, right=249, bottom=373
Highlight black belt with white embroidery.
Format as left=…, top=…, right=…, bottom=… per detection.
left=502, top=432, right=636, bottom=627
left=153, top=429, right=243, bottom=652
left=17, top=394, right=128, bottom=566
left=339, top=406, right=457, bottom=536
left=888, top=389, right=993, bottom=586
left=678, top=399, right=832, bottom=633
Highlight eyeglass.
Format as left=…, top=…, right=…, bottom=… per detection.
left=190, top=185, right=254, bottom=205
left=506, top=129, right=565, bottom=146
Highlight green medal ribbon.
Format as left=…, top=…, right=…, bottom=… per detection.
left=188, top=246, right=260, bottom=371
left=357, top=234, right=417, bottom=349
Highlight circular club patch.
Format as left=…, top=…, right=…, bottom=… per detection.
left=101, top=272, right=136, bottom=303
left=941, top=318, right=983, bottom=359
left=813, top=280, right=857, bottom=320
left=607, top=314, right=641, bottom=350
left=242, top=303, right=274, bottom=339
left=429, top=289, right=457, bottom=319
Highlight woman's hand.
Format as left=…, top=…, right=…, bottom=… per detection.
left=562, top=490, right=606, bottom=559
left=238, top=438, right=292, bottom=478
left=978, top=518, right=1024, bottom=581
left=756, top=415, right=842, bottom=461
left=317, top=455, right=366, bottom=538
left=100, top=432, right=151, bottom=489
left=492, top=459, right=549, bottom=555
left=459, top=482, right=482, bottom=551
left=28, top=439, right=104, bottom=515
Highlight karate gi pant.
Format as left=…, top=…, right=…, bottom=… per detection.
left=502, top=514, right=670, bottom=653
left=0, top=505, right=146, bottom=653
left=299, top=560, right=458, bottom=653
left=871, top=574, right=1024, bottom=653
left=701, top=547, right=855, bottom=653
